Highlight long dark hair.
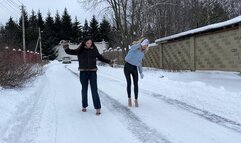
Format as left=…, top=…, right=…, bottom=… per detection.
left=80, top=37, right=97, bottom=49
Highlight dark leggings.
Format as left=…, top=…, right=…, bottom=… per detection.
left=124, top=62, right=139, bottom=99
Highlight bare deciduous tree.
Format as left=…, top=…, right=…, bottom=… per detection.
left=78, top=0, right=241, bottom=51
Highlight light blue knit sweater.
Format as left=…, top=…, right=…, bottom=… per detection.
left=124, top=43, right=144, bottom=74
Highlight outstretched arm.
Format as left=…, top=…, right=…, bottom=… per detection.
left=63, top=42, right=80, bottom=55
left=96, top=48, right=111, bottom=64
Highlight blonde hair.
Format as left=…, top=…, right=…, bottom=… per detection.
left=132, top=37, right=144, bottom=45
left=143, top=46, right=149, bottom=54
left=131, top=37, right=149, bottom=53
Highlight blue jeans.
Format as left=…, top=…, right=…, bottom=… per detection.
left=79, top=71, right=101, bottom=109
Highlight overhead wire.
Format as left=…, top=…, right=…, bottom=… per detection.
left=3, top=0, right=21, bottom=15
left=8, top=0, right=20, bottom=7
left=7, top=0, right=19, bottom=7
left=16, top=0, right=22, bottom=5
left=0, top=1, right=20, bottom=18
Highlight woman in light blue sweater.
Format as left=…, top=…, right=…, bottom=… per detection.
left=124, top=39, right=149, bottom=107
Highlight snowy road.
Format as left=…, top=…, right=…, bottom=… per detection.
left=1, top=62, right=241, bottom=143
left=97, top=69, right=241, bottom=133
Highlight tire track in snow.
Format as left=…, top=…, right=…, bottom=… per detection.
left=1, top=74, right=58, bottom=143
left=67, top=68, right=171, bottom=143
left=18, top=75, right=58, bottom=143
left=148, top=92, right=241, bottom=134
left=1, top=77, right=47, bottom=143
left=97, top=69, right=241, bottom=134
left=99, top=90, right=171, bottom=143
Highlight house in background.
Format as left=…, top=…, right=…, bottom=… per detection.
left=56, top=40, right=108, bottom=61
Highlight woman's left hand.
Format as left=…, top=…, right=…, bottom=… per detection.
left=109, top=60, right=114, bottom=67
left=140, top=73, right=144, bottom=79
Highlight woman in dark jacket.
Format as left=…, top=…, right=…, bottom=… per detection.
left=63, top=37, right=113, bottom=115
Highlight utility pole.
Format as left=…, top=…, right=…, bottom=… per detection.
left=21, top=4, right=26, bottom=63
left=34, top=28, right=42, bottom=60
left=39, top=27, right=42, bottom=60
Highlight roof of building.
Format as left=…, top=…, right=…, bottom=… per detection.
left=148, top=43, right=158, bottom=47
left=155, top=15, right=241, bottom=43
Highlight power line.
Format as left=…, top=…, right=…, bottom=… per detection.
left=0, top=2, right=20, bottom=17
left=3, top=0, right=21, bottom=15
left=0, top=0, right=21, bottom=14
left=16, top=0, right=22, bottom=5
left=7, top=0, right=20, bottom=8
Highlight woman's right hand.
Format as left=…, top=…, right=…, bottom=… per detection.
left=109, top=60, right=115, bottom=67
left=61, top=40, right=69, bottom=49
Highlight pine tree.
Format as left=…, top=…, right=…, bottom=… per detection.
left=99, top=16, right=111, bottom=42
left=29, top=10, right=38, bottom=29
left=5, top=17, right=20, bottom=49
left=54, top=11, right=62, bottom=43
left=28, top=10, right=39, bottom=51
left=60, top=8, right=72, bottom=41
left=72, top=17, right=82, bottom=44
left=82, top=19, right=90, bottom=39
left=89, top=15, right=101, bottom=42
left=37, top=10, right=44, bottom=30
left=108, top=26, right=121, bottom=49
left=42, top=11, right=57, bottom=60
left=0, top=26, right=5, bottom=48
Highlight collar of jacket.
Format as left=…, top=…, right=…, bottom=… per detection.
left=84, top=46, right=94, bottom=49
left=79, top=68, right=97, bottom=71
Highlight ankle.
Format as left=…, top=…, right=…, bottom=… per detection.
left=82, top=108, right=87, bottom=112
left=96, top=109, right=101, bottom=115
left=128, top=98, right=132, bottom=107
left=134, top=99, right=139, bottom=107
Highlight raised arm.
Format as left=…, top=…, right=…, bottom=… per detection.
left=63, top=42, right=80, bottom=55
left=130, top=43, right=141, bottom=51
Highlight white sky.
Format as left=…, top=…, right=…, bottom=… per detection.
left=0, top=0, right=108, bottom=26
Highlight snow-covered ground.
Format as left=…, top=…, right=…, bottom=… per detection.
left=0, top=61, right=241, bottom=143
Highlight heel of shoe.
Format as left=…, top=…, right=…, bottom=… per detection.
left=128, top=98, right=132, bottom=107
left=96, top=109, right=101, bottom=115
left=82, top=108, right=87, bottom=112
left=134, top=99, right=139, bottom=107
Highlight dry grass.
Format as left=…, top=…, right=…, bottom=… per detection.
left=0, top=49, right=43, bottom=89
